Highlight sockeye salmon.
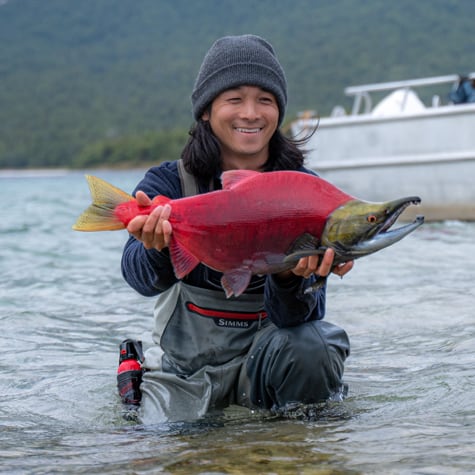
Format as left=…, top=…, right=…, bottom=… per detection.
left=73, top=170, right=424, bottom=297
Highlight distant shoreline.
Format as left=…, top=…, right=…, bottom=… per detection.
left=0, top=163, right=156, bottom=178
left=0, top=168, right=72, bottom=178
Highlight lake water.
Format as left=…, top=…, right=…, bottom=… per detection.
left=1, top=169, right=474, bottom=474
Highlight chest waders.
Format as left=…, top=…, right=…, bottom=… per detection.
left=138, top=161, right=350, bottom=424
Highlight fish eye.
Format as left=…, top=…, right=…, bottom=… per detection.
left=367, top=214, right=378, bottom=223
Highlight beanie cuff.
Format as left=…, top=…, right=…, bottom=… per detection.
left=192, top=62, right=287, bottom=123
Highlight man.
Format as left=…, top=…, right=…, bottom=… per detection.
left=120, top=35, right=353, bottom=424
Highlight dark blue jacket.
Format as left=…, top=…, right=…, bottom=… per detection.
left=121, top=160, right=327, bottom=327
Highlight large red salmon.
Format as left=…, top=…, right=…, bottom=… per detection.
left=73, top=170, right=423, bottom=297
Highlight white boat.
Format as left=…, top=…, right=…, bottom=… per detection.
left=291, top=74, right=475, bottom=221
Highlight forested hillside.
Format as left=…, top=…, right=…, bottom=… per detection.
left=1, top=0, right=474, bottom=168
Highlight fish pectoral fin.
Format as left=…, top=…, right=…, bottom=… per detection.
left=283, top=233, right=326, bottom=264
left=221, top=268, right=252, bottom=298
left=284, top=247, right=327, bottom=263
left=169, top=240, right=200, bottom=279
left=331, top=241, right=350, bottom=255
left=288, top=233, right=321, bottom=253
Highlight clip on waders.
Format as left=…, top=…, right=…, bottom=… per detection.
left=117, top=339, right=144, bottom=410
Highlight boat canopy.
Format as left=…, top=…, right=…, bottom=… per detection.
left=371, top=89, right=425, bottom=116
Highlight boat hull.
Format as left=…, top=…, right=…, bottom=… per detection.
left=294, top=103, right=475, bottom=221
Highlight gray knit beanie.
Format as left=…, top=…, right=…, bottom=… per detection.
left=191, top=34, right=287, bottom=125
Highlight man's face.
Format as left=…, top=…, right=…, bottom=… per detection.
left=202, top=85, right=279, bottom=169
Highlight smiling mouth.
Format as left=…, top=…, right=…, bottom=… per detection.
left=235, top=127, right=262, bottom=133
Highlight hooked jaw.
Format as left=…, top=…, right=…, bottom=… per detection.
left=379, top=196, right=421, bottom=232
left=348, top=196, right=424, bottom=256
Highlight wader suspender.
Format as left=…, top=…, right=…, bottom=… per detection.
left=177, top=159, right=199, bottom=197
left=177, top=159, right=214, bottom=196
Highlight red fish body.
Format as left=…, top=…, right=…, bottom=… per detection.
left=114, top=170, right=353, bottom=296
left=74, top=169, right=423, bottom=297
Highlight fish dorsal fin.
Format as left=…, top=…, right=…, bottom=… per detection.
left=221, top=170, right=261, bottom=190
left=169, top=240, right=200, bottom=279
left=221, top=268, right=253, bottom=298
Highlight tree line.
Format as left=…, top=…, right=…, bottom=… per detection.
left=0, top=0, right=473, bottom=169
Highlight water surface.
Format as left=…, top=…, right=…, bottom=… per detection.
left=1, top=170, right=474, bottom=474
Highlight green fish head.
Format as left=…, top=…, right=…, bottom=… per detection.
left=322, top=196, right=424, bottom=259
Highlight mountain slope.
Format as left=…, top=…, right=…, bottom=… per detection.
left=0, top=0, right=474, bottom=167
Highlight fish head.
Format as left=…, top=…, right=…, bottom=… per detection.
left=322, top=196, right=424, bottom=259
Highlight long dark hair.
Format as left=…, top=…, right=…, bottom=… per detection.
left=181, top=118, right=315, bottom=184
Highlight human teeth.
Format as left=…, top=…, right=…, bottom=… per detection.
left=236, top=128, right=260, bottom=133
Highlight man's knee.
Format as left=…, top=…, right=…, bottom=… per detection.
left=280, top=320, right=349, bottom=367
left=244, top=320, right=350, bottom=408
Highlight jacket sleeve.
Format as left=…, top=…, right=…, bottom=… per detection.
left=264, top=274, right=326, bottom=328
left=121, top=241, right=178, bottom=296
left=120, top=162, right=182, bottom=296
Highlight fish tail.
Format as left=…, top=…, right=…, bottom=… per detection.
left=72, top=175, right=133, bottom=231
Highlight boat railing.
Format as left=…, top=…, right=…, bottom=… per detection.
left=344, top=73, right=475, bottom=116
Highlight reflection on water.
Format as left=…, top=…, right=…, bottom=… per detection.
left=1, top=171, right=474, bottom=474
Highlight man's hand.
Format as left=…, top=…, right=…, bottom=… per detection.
left=277, top=248, right=354, bottom=282
left=127, top=191, right=172, bottom=251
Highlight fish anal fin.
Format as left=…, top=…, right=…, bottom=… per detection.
left=221, top=170, right=261, bottom=190
left=221, top=268, right=252, bottom=298
left=169, top=240, right=200, bottom=279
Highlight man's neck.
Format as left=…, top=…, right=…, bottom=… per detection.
left=221, top=154, right=267, bottom=172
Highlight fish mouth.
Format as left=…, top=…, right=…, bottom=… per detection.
left=351, top=196, right=424, bottom=256
left=379, top=196, right=421, bottom=233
